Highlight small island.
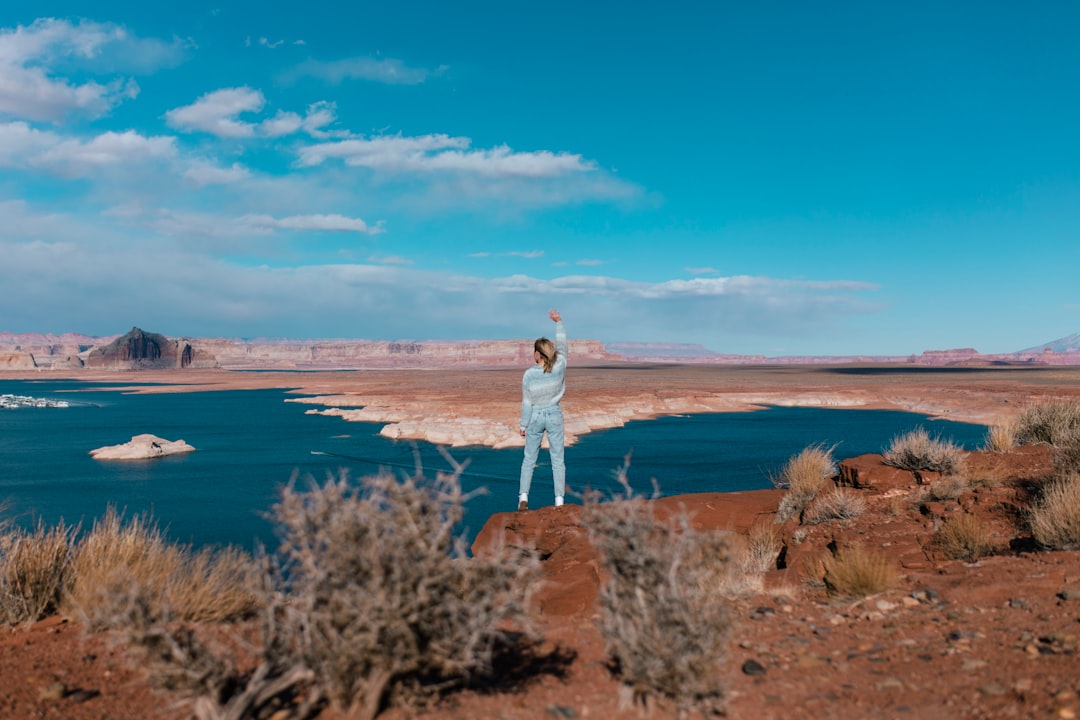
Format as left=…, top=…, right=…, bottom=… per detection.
left=89, top=434, right=196, bottom=460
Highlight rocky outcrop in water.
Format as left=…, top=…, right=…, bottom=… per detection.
left=83, top=327, right=217, bottom=370
left=89, top=433, right=196, bottom=460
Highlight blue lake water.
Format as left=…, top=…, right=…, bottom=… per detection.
left=0, top=378, right=988, bottom=550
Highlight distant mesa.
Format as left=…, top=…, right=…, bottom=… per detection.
left=0, top=351, right=37, bottom=369
left=83, top=327, right=218, bottom=370
left=90, top=433, right=196, bottom=460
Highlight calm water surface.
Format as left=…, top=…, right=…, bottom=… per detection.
left=0, top=379, right=988, bottom=549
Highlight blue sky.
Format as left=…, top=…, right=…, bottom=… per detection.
left=1, top=2, right=1078, bottom=355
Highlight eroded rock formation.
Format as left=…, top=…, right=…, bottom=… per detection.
left=83, top=327, right=217, bottom=370
left=0, top=351, right=37, bottom=369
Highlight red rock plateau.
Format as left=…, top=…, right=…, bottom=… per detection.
left=3, top=362, right=1080, bottom=719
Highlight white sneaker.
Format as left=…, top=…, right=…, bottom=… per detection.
left=554, top=495, right=564, bottom=507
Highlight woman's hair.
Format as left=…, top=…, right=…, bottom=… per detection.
left=534, top=337, right=557, bottom=373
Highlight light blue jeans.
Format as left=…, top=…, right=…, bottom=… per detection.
left=519, top=405, right=565, bottom=500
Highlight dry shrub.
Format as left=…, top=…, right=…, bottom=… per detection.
left=1029, top=471, right=1080, bottom=551
left=120, top=564, right=322, bottom=720
left=0, top=520, right=75, bottom=626
left=882, top=427, right=966, bottom=475
left=584, top=470, right=733, bottom=718
left=66, top=508, right=258, bottom=629
left=772, top=443, right=837, bottom=523
left=926, top=475, right=969, bottom=502
left=743, top=519, right=782, bottom=573
left=983, top=420, right=1017, bottom=454
left=821, top=544, right=897, bottom=598
left=275, top=466, right=538, bottom=720
left=1016, top=398, right=1080, bottom=447
left=803, top=487, right=867, bottom=525
left=937, top=514, right=993, bottom=561
left=1053, top=437, right=1080, bottom=475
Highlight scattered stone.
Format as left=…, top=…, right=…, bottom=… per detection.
left=875, top=599, right=897, bottom=612
left=1009, top=598, right=1030, bottom=610
left=962, top=659, right=988, bottom=672
left=1058, top=589, right=1080, bottom=602
left=38, top=682, right=66, bottom=702
left=1057, top=709, right=1076, bottom=719
left=66, top=689, right=100, bottom=703
left=978, top=682, right=1009, bottom=696
left=742, top=659, right=767, bottom=676
left=901, top=596, right=921, bottom=609
left=547, top=706, right=577, bottom=718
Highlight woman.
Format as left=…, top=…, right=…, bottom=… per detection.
left=518, top=309, right=567, bottom=511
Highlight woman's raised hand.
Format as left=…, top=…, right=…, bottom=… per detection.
left=549, top=309, right=562, bottom=323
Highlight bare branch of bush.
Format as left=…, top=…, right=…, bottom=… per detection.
left=882, top=427, right=965, bottom=475
left=1029, top=471, right=1080, bottom=551
left=275, top=463, right=539, bottom=720
left=583, top=463, right=733, bottom=718
left=122, top=561, right=323, bottom=720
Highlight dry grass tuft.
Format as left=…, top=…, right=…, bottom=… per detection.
left=937, top=514, right=993, bottom=561
left=883, top=427, right=966, bottom=475
left=926, top=476, right=969, bottom=502
left=1015, top=398, right=1080, bottom=447
left=1029, top=471, right=1080, bottom=551
left=983, top=420, right=1017, bottom=454
left=66, top=508, right=259, bottom=629
left=743, top=519, right=782, bottom=573
left=803, top=487, right=867, bottom=525
left=773, top=443, right=838, bottom=523
left=584, top=463, right=734, bottom=718
left=821, top=544, right=897, bottom=599
left=0, top=520, right=75, bottom=626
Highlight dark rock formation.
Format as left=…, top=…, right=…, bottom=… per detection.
left=83, top=327, right=217, bottom=370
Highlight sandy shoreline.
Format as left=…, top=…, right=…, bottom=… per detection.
left=6, top=363, right=1080, bottom=449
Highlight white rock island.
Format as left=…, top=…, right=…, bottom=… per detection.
left=90, top=433, right=196, bottom=460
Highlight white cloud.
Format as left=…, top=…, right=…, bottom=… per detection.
left=297, top=134, right=595, bottom=178
left=367, top=254, right=412, bottom=265
left=686, top=266, right=718, bottom=275
left=243, top=213, right=384, bottom=234
left=165, top=86, right=265, bottom=138
left=576, top=258, right=603, bottom=266
left=182, top=161, right=251, bottom=186
left=165, top=88, right=342, bottom=140
left=0, top=218, right=881, bottom=345
left=509, top=250, right=543, bottom=259
left=285, top=56, right=442, bottom=85
left=33, top=130, right=176, bottom=170
left=0, top=18, right=181, bottom=123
